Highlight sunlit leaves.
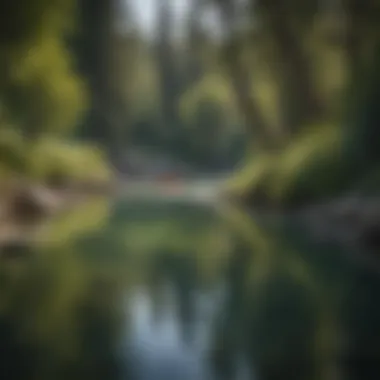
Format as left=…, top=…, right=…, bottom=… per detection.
left=0, top=0, right=87, bottom=143
left=180, top=73, right=237, bottom=125
left=26, top=138, right=112, bottom=184
left=7, top=37, right=87, bottom=136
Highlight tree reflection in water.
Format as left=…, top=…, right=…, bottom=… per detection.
left=0, top=198, right=380, bottom=380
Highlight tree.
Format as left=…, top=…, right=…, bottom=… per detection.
left=0, top=0, right=87, bottom=141
left=253, top=0, right=323, bottom=136
left=155, top=0, right=183, bottom=145
left=214, top=0, right=274, bottom=150
left=73, top=0, right=133, bottom=160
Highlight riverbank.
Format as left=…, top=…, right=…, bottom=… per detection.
left=0, top=179, right=116, bottom=252
left=1, top=174, right=379, bottom=271
left=225, top=192, right=380, bottom=271
left=0, top=174, right=223, bottom=252
left=223, top=121, right=380, bottom=266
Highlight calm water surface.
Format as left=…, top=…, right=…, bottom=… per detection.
left=0, top=195, right=380, bottom=380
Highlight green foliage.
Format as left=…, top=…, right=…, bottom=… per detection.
left=0, top=128, right=111, bottom=186
left=127, top=44, right=246, bottom=167
left=6, top=36, right=87, bottom=137
left=40, top=198, right=111, bottom=247
left=0, top=0, right=123, bottom=189
left=180, top=73, right=237, bottom=124
left=227, top=124, right=354, bottom=206
left=0, top=0, right=91, bottom=186
left=0, top=0, right=86, bottom=136
left=229, top=113, right=380, bottom=206
left=268, top=125, right=346, bottom=204
left=225, top=153, right=277, bottom=203
left=27, top=138, right=112, bottom=185
left=0, top=129, right=26, bottom=173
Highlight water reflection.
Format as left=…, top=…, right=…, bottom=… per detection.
left=126, top=285, right=216, bottom=380
left=0, top=197, right=380, bottom=380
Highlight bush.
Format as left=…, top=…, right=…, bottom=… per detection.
left=27, top=138, right=112, bottom=187
left=267, top=125, right=347, bottom=205
left=226, top=124, right=360, bottom=207
left=0, top=130, right=112, bottom=189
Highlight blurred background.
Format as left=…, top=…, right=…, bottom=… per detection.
left=0, top=1, right=380, bottom=380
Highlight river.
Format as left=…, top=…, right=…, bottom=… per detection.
left=0, top=183, right=380, bottom=380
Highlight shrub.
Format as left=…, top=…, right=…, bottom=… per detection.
left=27, top=138, right=112, bottom=187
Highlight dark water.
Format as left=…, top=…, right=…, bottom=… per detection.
left=0, top=196, right=380, bottom=380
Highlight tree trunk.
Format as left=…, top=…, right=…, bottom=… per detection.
left=257, top=0, right=322, bottom=136
left=216, top=0, right=274, bottom=151
left=155, top=0, right=182, bottom=146
left=73, top=0, right=122, bottom=153
left=342, top=0, right=378, bottom=83
left=186, top=0, right=205, bottom=86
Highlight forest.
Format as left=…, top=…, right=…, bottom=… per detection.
left=1, top=0, right=380, bottom=203
left=0, top=2, right=380, bottom=380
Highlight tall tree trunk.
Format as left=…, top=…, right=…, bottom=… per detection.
left=342, top=0, right=379, bottom=82
left=256, top=0, right=322, bottom=136
left=344, top=0, right=362, bottom=81
left=342, top=0, right=379, bottom=116
left=347, top=37, right=380, bottom=166
left=186, top=0, right=205, bottom=86
left=73, top=0, right=124, bottom=157
left=156, top=0, right=182, bottom=145
left=216, top=0, right=274, bottom=151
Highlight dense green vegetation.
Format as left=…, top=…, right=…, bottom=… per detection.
left=0, top=0, right=112, bottom=187
left=217, top=0, right=380, bottom=205
left=1, top=2, right=380, bottom=380
left=1, top=0, right=379, bottom=200
left=2, top=0, right=379, bottom=196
